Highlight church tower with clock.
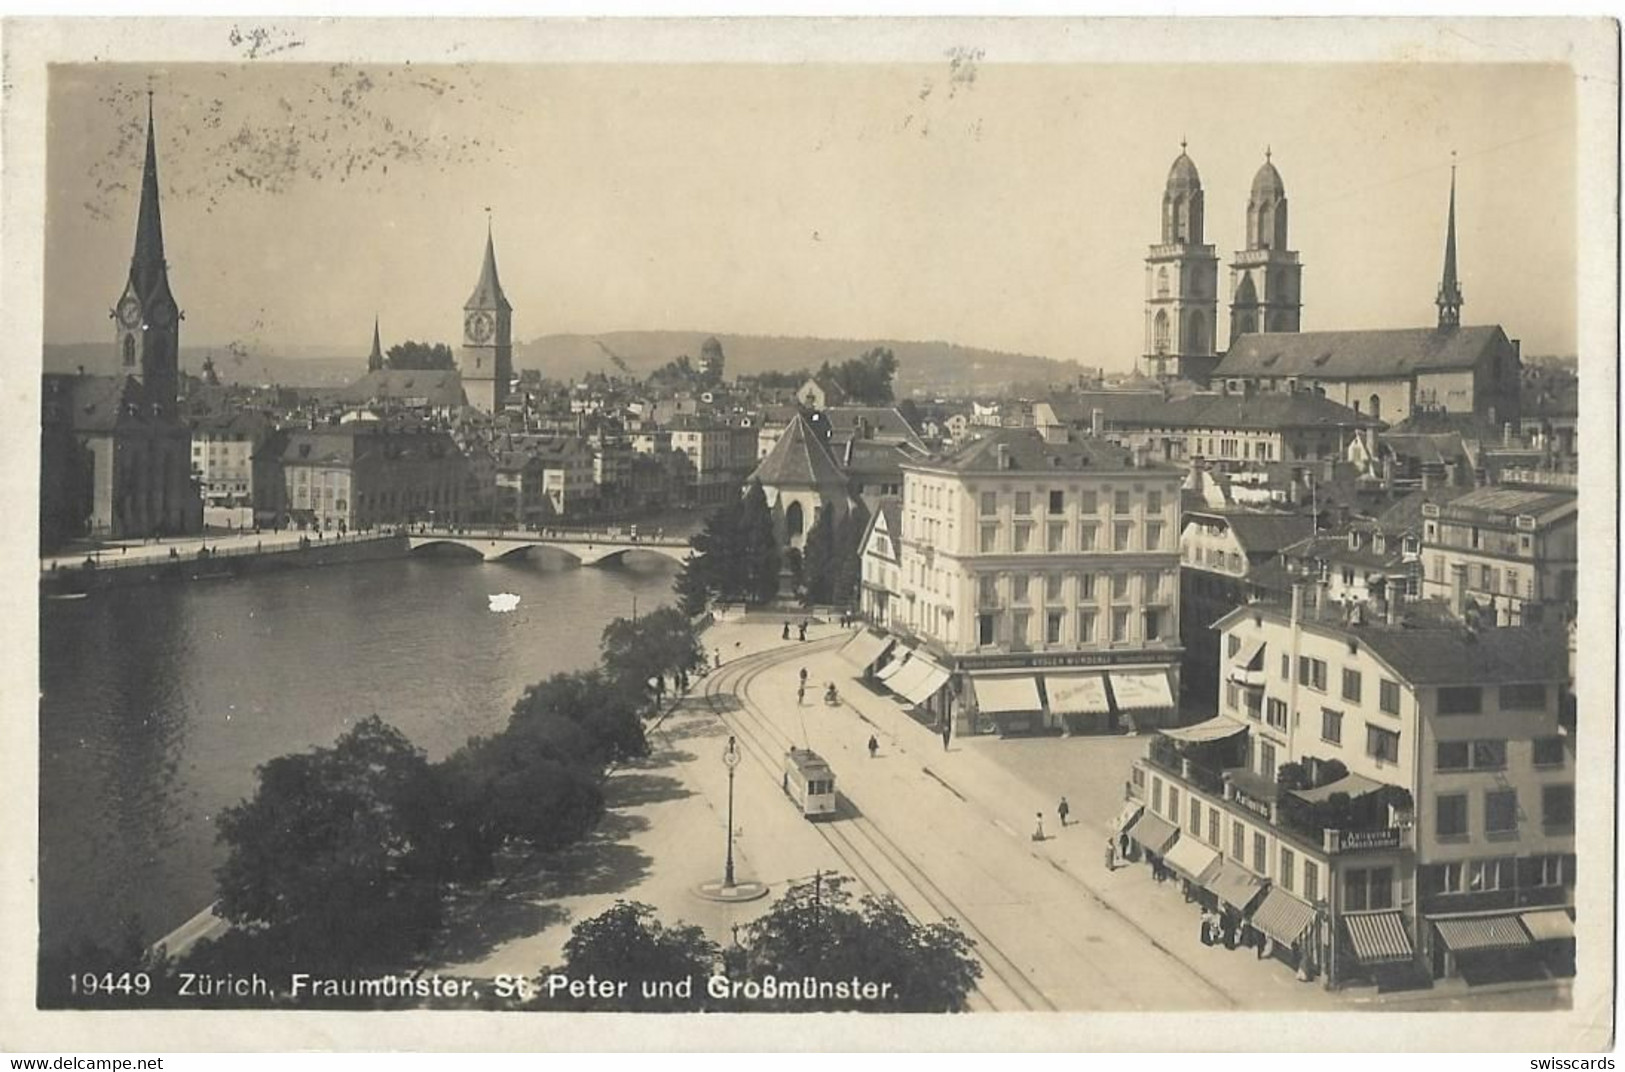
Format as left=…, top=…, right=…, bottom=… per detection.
left=459, top=223, right=513, bottom=414
left=113, top=92, right=181, bottom=419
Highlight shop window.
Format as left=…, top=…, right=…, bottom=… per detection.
left=1344, top=867, right=1393, bottom=911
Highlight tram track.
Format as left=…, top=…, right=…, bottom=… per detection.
left=696, top=636, right=1055, bottom=1012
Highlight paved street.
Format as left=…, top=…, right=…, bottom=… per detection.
left=426, top=615, right=1570, bottom=1013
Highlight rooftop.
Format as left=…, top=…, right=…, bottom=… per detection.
left=913, top=427, right=1165, bottom=475
left=1216, top=325, right=1513, bottom=381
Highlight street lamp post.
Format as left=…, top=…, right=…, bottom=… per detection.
left=722, top=735, right=740, bottom=888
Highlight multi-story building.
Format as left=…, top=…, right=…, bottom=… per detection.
left=188, top=411, right=278, bottom=513
left=1122, top=590, right=1572, bottom=987
left=281, top=425, right=465, bottom=531
left=531, top=437, right=596, bottom=518
left=669, top=419, right=738, bottom=506
left=1178, top=509, right=1309, bottom=706
left=1419, top=485, right=1578, bottom=626
left=858, top=498, right=904, bottom=631
left=860, top=428, right=1185, bottom=737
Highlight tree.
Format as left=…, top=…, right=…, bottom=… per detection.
left=738, top=481, right=782, bottom=603
left=830, top=498, right=870, bottom=609
left=800, top=506, right=836, bottom=606
left=214, top=717, right=445, bottom=969
left=674, top=554, right=711, bottom=617
left=600, top=610, right=705, bottom=714
left=385, top=340, right=456, bottom=370
left=547, top=901, right=722, bottom=1011
left=437, top=729, right=605, bottom=880
left=676, top=498, right=748, bottom=606
left=828, top=347, right=899, bottom=404
left=740, top=874, right=980, bottom=1012
left=511, top=668, right=648, bottom=763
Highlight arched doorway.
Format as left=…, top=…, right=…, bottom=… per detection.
left=785, top=500, right=804, bottom=539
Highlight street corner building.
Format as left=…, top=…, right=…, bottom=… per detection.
left=855, top=426, right=1186, bottom=740
left=1118, top=584, right=1574, bottom=988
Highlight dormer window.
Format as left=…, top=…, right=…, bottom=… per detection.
left=1348, top=530, right=1362, bottom=551
left=1372, top=533, right=1386, bottom=555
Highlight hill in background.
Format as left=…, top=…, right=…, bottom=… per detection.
left=45, top=331, right=1095, bottom=396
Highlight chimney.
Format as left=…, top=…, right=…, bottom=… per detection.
left=1385, top=585, right=1402, bottom=626
left=1290, top=582, right=1304, bottom=626
left=1449, top=562, right=1468, bottom=619
left=1444, top=460, right=1459, bottom=486
left=1502, top=422, right=1515, bottom=447
left=1090, top=408, right=1104, bottom=439
left=1421, top=467, right=1434, bottom=491
left=995, top=442, right=1010, bottom=470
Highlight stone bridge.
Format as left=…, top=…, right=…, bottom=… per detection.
left=406, top=529, right=691, bottom=565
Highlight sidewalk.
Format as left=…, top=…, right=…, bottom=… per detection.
left=813, top=644, right=1571, bottom=1012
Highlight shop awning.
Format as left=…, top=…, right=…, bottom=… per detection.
left=1163, top=836, right=1221, bottom=884
left=1042, top=672, right=1111, bottom=715
left=898, top=660, right=951, bottom=706
left=875, top=650, right=914, bottom=682
left=971, top=674, right=1043, bottom=714
left=1344, top=910, right=1413, bottom=965
left=1520, top=910, right=1574, bottom=942
left=839, top=630, right=894, bottom=671
left=1204, top=858, right=1267, bottom=911
left=1159, top=715, right=1249, bottom=744
left=1126, top=810, right=1179, bottom=855
left=1109, top=669, right=1175, bottom=711
left=1291, top=772, right=1387, bottom=804
left=1250, top=887, right=1317, bottom=947
left=1113, top=801, right=1145, bottom=833
left=1434, top=915, right=1533, bottom=953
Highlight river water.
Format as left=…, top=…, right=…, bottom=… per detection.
left=38, top=549, right=679, bottom=953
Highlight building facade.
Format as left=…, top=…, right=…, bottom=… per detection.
left=1419, top=486, right=1578, bottom=626
left=1143, top=143, right=1220, bottom=385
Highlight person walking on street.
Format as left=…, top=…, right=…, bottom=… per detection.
left=1031, top=812, right=1046, bottom=842
left=798, top=620, right=808, bottom=641
left=796, top=683, right=806, bottom=706
left=1058, top=796, right=1071, bottom=828
left=940, top=721, right=951, bottom=752
left=1103, top=837, right=1115, bottom=871
left=783, top=621, right=791, bottom=640
left=867, top=735, right=879, bottom=759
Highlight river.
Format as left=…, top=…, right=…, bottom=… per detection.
left=38, top=548, right=680, bottom=954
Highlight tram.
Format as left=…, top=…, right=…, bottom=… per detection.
left=781, top=748, right=838, bottom=820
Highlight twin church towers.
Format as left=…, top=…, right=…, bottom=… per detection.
left=1143, top=142, right=1303, bottom=384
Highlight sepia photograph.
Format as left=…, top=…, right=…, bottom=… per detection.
left=2, top=14, right=1616, bottom=1055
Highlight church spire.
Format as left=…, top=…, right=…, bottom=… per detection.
left=1437, top=160, right=1463, bottom=330
left=465, top=222, right=512, bottom=312
left=130, top=90, right=169, bottom=301
left=368, top=316, right=384, bottom=372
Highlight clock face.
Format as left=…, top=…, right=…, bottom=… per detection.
left=117, top=296, right=142, bottom=328
left=466, top=311, right=494, bottom=343
left=150, top=301, right=174, bottom=328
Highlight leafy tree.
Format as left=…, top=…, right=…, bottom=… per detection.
left=828, top=347, right=899, bottom=404
left=600, top=610, right=705, bottom=714
left=385, top=340, right=457, bottom=370
left=437, top=728, right=605, bottom=879
left=511, top=668, right=648, bottom=763
left=678, top=498, right=748, bottom=605
left=740, top=874, right=980, bottom=1012
left=830, top=498, right=870, bottom=609
left=743, top=369, right=812, bottom=390
left=799, top=506, right=836, bottom=606
left=546, top=901, right=722, bottom=1011
left=214, top=717, right=445, bottom=969
left=739, top=481, right=782, bottom=603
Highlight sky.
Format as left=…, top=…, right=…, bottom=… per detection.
left=44, top=60, right=1577, bottom=369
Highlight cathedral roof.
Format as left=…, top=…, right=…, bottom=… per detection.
left=1216, top=325, right=1513, bottom=382
left=1165, top=150, right=1203, bottom=197
left=749, top=413, right=848, bottom=490
left=465, top=230, right=513, bottom=312
left=1250, top=156, right=1286, bottom=202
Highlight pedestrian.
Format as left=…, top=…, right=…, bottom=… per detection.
left=867, top=735, right=879, bottom=759
left=797, top=683, right=806, bottom=706
left=940, top=721, right=951, bottom=752
left=799, top=667, right=809, bottom=687
left=1058, top=796, right=1071, bottom=828
left=1031, top=812, right=1046, bottom=842
left=1103, top=837, right=1115, bottom=871
left=713, top=648, right=722, bottom=670
left=798, top=621, right=808, bottom=641
left=782, top=621, right=791, bottom=640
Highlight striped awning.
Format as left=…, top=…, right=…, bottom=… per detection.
left=896, top=658, right=951, bottom=706
left=1250, top=887, right=1317, bottom=946
left=1164, top=837, right=1221, bottom=884
left=1109, top=669, right=1175, bottom=711
left=1231, top=637, right=1266, bottom=672
left=1344, top=910, right=1413, bottom=965
left=875, top=650, right=914, bottom=681
left=1044, top=672, right=1111, bottom=715
left=1126, top=810, right=1179, bottom=855
left=971, top=674, right=1043, bottom=714
left=1204, top=859, right=1267, bottom=912
left=1520, top=910, right=1574, bottom=942
left=1114, top=801, right=1145, bottom=833
left=839, top=629, right=894, bottom=671
left=1434, top=915, right=1533, bottom=953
